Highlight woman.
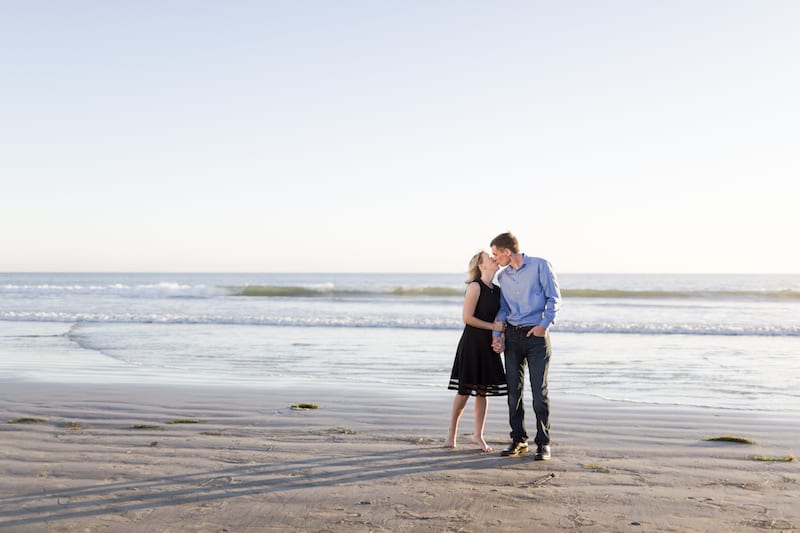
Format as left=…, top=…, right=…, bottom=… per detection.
left=444, top=250, right=508, bottom=452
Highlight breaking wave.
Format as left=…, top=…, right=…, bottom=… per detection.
left=2, top=311, right=798, bottom=336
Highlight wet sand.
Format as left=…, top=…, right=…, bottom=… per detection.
left=1, top=382, right=798, bottom=532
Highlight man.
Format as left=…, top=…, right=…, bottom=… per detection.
left=490, top=232, right=561, bottom=460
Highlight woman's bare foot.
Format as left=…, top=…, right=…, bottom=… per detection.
left=471, top=436, right=493, bottom=453
left=443, top=437, right=456, bottom=449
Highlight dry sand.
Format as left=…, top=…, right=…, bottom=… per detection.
left=1, top=381, right=798, bottom=532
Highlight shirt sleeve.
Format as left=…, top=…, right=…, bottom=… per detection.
left=539, top=260, right=562, bottom=329
left=496, top=286, right=509, bottom=323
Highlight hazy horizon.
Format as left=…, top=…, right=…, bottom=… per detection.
left=3, top=270, right=798, bottom=276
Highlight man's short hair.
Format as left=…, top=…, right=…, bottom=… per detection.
left=491, top=232, right=519, bottom=253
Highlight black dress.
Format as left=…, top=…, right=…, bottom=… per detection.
left=448, top=280, right=508, bottom=397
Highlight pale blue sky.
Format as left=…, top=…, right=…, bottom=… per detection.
left=2, top=1, right=798, bottom=273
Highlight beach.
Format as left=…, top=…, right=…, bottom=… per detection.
left=2, top=272, right=799, bottom=531
left=1, top=382, right=797, bottom=532
left=6, top=0, right=800, bottom=529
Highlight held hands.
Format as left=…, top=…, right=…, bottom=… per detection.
left=491, top=321, right=505, bottom=353
left=491, top=334, right=504, bottom=354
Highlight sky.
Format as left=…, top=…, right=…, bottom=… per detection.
left=2, top=1, right=798, bottom=274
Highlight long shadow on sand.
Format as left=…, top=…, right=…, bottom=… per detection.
left=0, top=445, right=515, bottom=528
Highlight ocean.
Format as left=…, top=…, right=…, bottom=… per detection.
left=1, top=272, right=799, bottom=414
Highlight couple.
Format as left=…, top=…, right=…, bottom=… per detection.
left=444, top=232, right=562, bottom=460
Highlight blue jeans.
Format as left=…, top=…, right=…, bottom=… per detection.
left=504, top=328, right=551, bottom=445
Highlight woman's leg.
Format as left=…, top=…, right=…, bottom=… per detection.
left=444, top=393, right=469, bottom=447
left=471, top=395, right=493, bottom=452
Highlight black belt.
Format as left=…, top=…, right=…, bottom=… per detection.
left=506, top=324, right=534, bottom=333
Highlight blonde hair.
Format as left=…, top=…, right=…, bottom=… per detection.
left=466, top=250, right=485, bottom=284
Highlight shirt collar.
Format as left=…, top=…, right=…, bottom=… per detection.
left=511, top=254, right=530, bottom=272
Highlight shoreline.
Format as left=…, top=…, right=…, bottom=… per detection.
left=1, top=381, right=798, bottom=532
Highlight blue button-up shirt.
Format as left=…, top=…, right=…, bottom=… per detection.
left=495, top=255, right=562, bottom=329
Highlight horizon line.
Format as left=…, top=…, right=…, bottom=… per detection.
left=2, top=271, right=799, bottom=276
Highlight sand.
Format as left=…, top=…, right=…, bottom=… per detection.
left=1, top=381, right=798, bottom=532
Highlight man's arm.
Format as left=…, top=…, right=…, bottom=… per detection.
left=539, top=260, right=561, bottom=330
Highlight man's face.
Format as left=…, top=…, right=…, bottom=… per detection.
left=491, top=245, right=511, bottom=267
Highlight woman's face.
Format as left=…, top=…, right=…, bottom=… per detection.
left=480, top=252, right=499, bottom=275
left=491, top=245, right=511, bottom=267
